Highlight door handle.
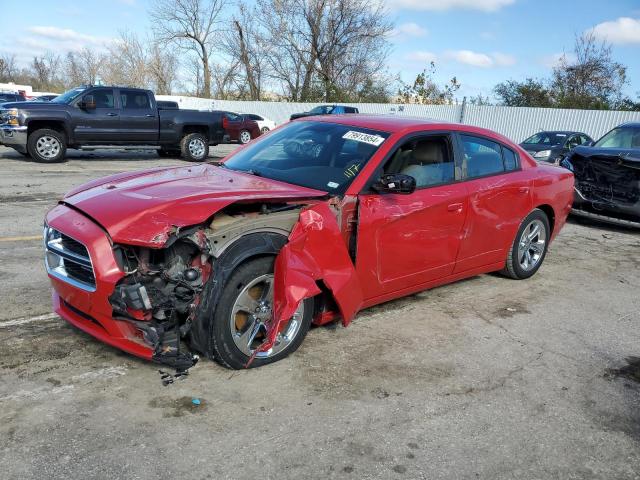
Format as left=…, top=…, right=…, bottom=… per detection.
left=145, top=114, right=154, bottom=117
left=447, top=203, right=463, bottom=212
left=106, top=112, right=118, bottom=117
left=518, top=187, right=530, bottom=194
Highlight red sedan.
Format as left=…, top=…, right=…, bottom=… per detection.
left=222, top=111, right=261, bottom=144
left=44, top=116, right=574, bottom=370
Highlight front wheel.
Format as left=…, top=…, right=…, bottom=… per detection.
left=27, top=128, right=67, bottom=163
left=208, top=256, right=313, bottom=369
left=261, top=126, right=270, bottom=134
left=180, top=132, right=209, bottom=162
left=502, top=208, right=550, bottom=279
left=238, top=129, right=252, bottom=144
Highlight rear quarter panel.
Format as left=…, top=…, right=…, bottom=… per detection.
left=530, top=164, right=574, bottom=240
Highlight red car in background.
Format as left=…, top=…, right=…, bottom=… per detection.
left=43, top=115, right=574, bottom=371
left=222, top=111, right=261, bottom=144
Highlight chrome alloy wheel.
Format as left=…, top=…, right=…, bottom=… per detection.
left=188, top=137, right=206, bottom=158
left=517, top=219, right=546, bottom=271
left=239, top=130, right=252, bottom=144
left=229, top=273, right=304, bottom=358
left=36, top=136, right=61, bottom=159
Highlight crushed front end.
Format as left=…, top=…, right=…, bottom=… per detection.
left=564, top=151, right=640, bottom=227
left=45, top=204, right=206, bottom=371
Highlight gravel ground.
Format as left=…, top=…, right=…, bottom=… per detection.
left=0, top=145, right=639, bottom=480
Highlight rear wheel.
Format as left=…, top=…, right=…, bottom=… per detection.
left=239, top=129, right=252, bottom=144
left=180, top=132, right=209, bottom=162
left=502, top=209, right=550, bottom=279
left=27, top=128, right=67, bottom=163
left=208, top=256, right=313, bottom=369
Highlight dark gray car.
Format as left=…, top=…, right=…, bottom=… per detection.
left=520, top=130, right=593, bottom=164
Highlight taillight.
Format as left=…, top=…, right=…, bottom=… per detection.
left=222, top=117, right=228, bottom=129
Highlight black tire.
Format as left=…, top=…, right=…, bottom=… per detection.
left=27, top=128, right=67, bottom=163
left=180, top=132, right=209, bottom=162
left=261, top=127, right=270, bottom=134
left=238, top=129, right=252, bottom=144
left=209, top=256, right=314, bottom=369
left=502, top=208, right=551, bottom=280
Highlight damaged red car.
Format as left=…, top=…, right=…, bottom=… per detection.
left=44, top=116, right=574, bottom=370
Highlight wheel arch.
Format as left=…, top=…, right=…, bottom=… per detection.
left=534, top=204, right=555, bottom=236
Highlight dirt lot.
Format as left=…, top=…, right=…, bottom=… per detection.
left=0, top=145, right=639, bottom=479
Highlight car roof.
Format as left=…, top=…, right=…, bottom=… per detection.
left=298, top=113, right=512, bottom=138
left=619, top=122, right=640, bottom=128
left=530, top=130, right=585, bottom=135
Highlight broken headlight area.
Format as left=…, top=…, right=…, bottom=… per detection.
left=109, top=233, right=211, bottom=371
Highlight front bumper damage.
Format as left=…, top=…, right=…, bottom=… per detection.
left=564, top=152, right=640, bottom=226
left=45, top=199, right=362, bottom=370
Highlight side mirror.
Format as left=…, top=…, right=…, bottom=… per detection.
left=372, top=173, right=416, bottom=195
left=80, top=94, right=96, bottom=110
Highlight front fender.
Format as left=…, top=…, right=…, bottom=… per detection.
left=256, top=203, right=363, bottom=358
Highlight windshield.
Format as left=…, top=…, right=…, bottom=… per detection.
left=309, top=105, right=334, bottom=115
left=594, top=126, right=640, bottom=149
left=51, top=87, right=87, bottom=104
left=223, top=121, right=389, bottom=193
left=522, top=132, right=567, bottom=146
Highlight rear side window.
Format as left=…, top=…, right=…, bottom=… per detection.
left=120, top=90, right=151, bottom=109
left=461, top=134, right=519, bottom=178
left=345, top=107, right=358, bottom=113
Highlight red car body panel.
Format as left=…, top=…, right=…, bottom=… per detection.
left=266, top=203, right=363, bottom=354
left=44, top=115, right=575, bottom=365
left=62, top=164, right=327, bottom=247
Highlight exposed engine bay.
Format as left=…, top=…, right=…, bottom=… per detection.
left=105, top=201, right=351, bottom=373
left=564, top=152, right=640, bottom=223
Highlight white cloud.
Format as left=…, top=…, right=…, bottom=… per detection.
left=388, top=0, right=515, bottom=12
left=392, top=22, right=428, bottom=38
left=590, top=17, right=640, bottom=44
left=27, top=26, right=106, bottom=45
left=405, top=51, right=438, bottom=64
left=492, top=52, right=516, bottom=66
left=444, top=50, right=515, bottom=67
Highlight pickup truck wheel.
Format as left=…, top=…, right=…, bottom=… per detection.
left=239, top=129, right=252, bottom=144
left=209, top=256, right=313, bottom=369
left=27, top=129, right=67, bottom=163
left=501, top=209, right=550, bottom=280
left=180, top=133, right=209, bottom=162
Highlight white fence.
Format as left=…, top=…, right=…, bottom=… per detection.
left=157, top=95, right=640, bottom=143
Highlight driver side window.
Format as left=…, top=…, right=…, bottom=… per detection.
left=383, top=135, right=455, bottom=188
left=92, top=89, right=114, bottom=109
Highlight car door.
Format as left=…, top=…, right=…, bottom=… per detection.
left=453, top=133, right=533, bottom=274
left=72, top=88, right=120, bottom=144
left=356, top=132, right=468, bottom=300
left=223, top=112, right=243, bottom=140
left=117, top=89, right=158, bottom=143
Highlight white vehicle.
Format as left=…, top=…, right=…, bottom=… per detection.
left=243, top=113, right=276, bottom=133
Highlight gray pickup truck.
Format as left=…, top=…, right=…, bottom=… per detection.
left=0, top=86, right=224, bottom=162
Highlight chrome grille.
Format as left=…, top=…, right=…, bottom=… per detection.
left=44, top=225, right=96, bottom=291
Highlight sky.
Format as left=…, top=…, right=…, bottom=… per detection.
left=2, top=0, right=640, bottom=100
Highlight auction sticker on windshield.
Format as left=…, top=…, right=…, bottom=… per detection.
left=343, top=131, right=385, bottom=146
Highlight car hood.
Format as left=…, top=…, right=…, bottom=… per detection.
left=520, top=144, right=562, bottom=153
left=570, top=145, right=640, bottom=158
left=1, top=101, right=66, bottom=109
left=61, top=164, right=327, bottom=247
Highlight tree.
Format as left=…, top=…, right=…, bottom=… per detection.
left=147, top=42, right=179, bottom=95
left=0, top=54, right=18, bottom=82
left=257, top=0, right=392, bottom=102
left=493, top=78, right=553, bottom=107
left=31, top=52, right=63, bottom=91
left=551, top=32, right=628, bottom=110
left=150, top=0, right=223, bottom=98
left=398, top=63, right=460, bottom=105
